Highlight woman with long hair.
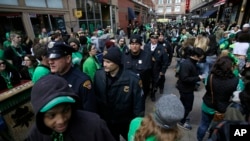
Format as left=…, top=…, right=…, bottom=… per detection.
left=20, top=54, right=38, bottom=80
left=128, top=94, right=184, bottom=141
left=197, top=56, right=239, bottom=141
left=82, top=43, right=101, bottom=81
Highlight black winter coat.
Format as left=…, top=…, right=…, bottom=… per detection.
left=94, top=68, right=145, bottom=124
left=177, top=58, right=201, bottom=92
left=203, top=74, right=238, bottom=113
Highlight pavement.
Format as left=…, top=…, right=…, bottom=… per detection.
left=144, top=57, right=206, bottom=141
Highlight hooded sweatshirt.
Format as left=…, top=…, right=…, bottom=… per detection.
left=27, top=74, right=115, bottom=141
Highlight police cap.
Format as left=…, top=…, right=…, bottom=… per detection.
left=47, top=42, right=75, bottom=59
left=150, top=32, right=160, bottom=38
left=129, top=35, right=142, bottom=45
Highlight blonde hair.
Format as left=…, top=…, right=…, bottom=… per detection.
left=134, top=114, right=182, bottom=141
left=194, top=35, right=210, bottom=51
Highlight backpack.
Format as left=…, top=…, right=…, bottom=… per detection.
left=207, top=120, right=250, bottom=141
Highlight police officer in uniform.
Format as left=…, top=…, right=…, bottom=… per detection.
left=158, top=31, right=173, bottom=93
left=94, top=47, right=144, bottom=141
left=47, top=42, right=96, bottom=112
left=123, top=34, right=152, bottom=100
left=144, top=32, right=169, bottom=101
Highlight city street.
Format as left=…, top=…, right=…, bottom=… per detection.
left=144, top=57, right=206, bottom=141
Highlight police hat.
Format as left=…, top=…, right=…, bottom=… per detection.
left=47, top=42, right=75, bottom=59
left=129, top=35, right=142, bottom=45
left=150, top=32, right=160, bottom=38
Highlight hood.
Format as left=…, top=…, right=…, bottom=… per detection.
left=31, top=74, right=79, bottom=134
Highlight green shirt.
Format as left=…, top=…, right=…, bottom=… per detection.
left=32, top=64, right=50, bottom=83
left=82, top=56, right=101, bottom=81
left=128, top=117, right=156, bottom=141
left=72, top=52, right=83, bottom=68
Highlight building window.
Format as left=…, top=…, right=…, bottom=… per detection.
left=157, top=7, right=164, bottom=13
left=47, top=0, right=63, bottom=8
left=175, top=0, right=181, bottom=4
left=166, top=7, right=172, bottom=13
left=25, top=0, right=46, bottom=7
left=166, top=0, right=172, bottom=4
left=158, top=0, right=164, bottom=5
left=0, top=0, right=18, bottom=5
left=174, top=5, right=180, bottom=12
left=25, top=0, right=63, bottom=8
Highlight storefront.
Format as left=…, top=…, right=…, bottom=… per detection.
left=0, top=0, right=75, bottom=41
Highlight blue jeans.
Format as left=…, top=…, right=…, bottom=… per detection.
left=197, top=110, right=214, bottom=141
left=205, top=55, right=217, bottom=76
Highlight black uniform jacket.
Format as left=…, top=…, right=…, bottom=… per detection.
left=94, top=68, right=145, bottom=124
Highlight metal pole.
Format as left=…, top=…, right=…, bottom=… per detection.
left=109, top=4, right=113, bottom=34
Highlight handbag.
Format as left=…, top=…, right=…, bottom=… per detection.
left=210, top=74, right=225, bottom=122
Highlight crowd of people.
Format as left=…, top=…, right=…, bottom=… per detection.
left=0, top=19, right=250, bottom=141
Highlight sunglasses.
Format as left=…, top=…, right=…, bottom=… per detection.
left=0, top=62, right=6, bottom=65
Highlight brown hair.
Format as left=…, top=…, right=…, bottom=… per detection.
left=134, top=114, right=182, bottom=141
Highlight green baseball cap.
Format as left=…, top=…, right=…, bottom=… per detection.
left=40, top=96, right=75, bottom=112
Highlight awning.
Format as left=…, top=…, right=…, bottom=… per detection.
left=201, top=9, right=217, bottom=18
left=214, top=0, right=226, bottom=7
left=128, top=7, right=136, bottom=20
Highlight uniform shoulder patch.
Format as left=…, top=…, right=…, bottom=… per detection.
left=82, top=80, right=92, bottom=89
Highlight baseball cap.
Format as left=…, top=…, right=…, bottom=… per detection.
left=47, top=42, right=76, bottom=59
left=40, top=96, right=75, bottom=112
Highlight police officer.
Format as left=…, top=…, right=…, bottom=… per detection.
left=144, top=32, right=169, bottom=101
left=94, top=47, right=144, bottom=141
left=123, top=34, right=152, bottom=99
left=47, top=42, right=96, bottom=112
left=158, top=31, right=173, bottom=93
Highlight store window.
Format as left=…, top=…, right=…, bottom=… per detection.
left=30, top=14, right=66, bottom=38
left=0, top=0, right=18, bottom=5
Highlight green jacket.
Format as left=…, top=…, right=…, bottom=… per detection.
left=32, top=64, right=50, bottom=83
left=82, top=56, right=101, bottom=81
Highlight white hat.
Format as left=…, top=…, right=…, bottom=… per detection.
left=243, top=23, right=250, bottom=28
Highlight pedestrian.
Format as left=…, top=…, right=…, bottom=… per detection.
left=123, top=34, right=152, bottom=100
left=20, top=54, right=38, bottom=80
left=94, top=46, right=145, bottom=141
left=177, top=47, right=205, bottom=130
left=0, top=56, right=21, bottom=90
left=128, top=94, right=184, bottom=141
left=158, top=31, right=173, bottom=93
left=27, top=74, right=115, bottom=141
left=32, top=43, right=50, bottom=83
left=47, top=42, right=97, bottom=112
left=68, top=37, right=83, bottom=69
left=144, top=32, right=169, bottom=101
left=197, top=56, right=239, bottom=141
left=4, top=31, right=25, bottom=71
left=82, top=43, right=101, bottom=81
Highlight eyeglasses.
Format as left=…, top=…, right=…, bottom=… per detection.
left=0, top=62, right=6, bottom=65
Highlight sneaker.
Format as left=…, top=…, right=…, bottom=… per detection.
left=178, top=122, right=192, bottom=130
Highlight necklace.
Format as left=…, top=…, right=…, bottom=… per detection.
left=0, top=71, right=13, bottom=89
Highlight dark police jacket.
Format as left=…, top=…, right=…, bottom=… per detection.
left=61, top=67, right=97, bottom=112
left=144, top=43, right=168, bottom=74
left=94, top=68, right=145, bottom=124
